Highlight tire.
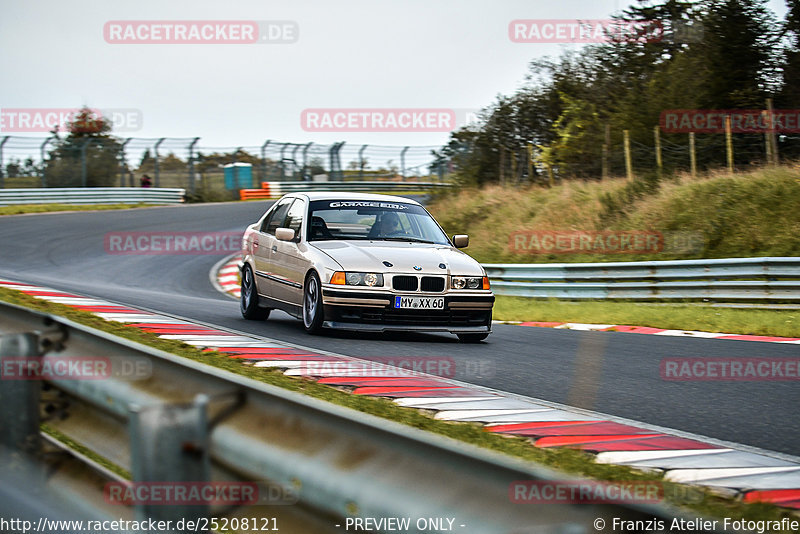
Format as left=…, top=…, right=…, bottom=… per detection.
left=457, top=333, right=489, bottom=343
left=240, top=265, right=270, bottom=320
left=302, top=271, right=324, bottom=334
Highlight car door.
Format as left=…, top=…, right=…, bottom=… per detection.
left=270, top=198, right=308, bottom=306
left=254, top=198, right=292, bottom=298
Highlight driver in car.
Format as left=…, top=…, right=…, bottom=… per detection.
left=375, top=212, right=402, bottom=236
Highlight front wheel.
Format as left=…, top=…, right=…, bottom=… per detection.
left=302, top=271, right=324, bottom=334
left=240, top=265, right=270, bottom=320
left=457, top=333, right=489, bottom=343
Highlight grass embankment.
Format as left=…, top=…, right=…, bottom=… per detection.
left=0, top=286, right=793, bottom=524
left=428, top=165, right=800, bottom=264
left=428, top=165, right=800, bottom=335
left=0, top=203, right=153, bottom=216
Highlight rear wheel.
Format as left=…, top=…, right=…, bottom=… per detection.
left=457, top=333, right=489, bottom=343
left=240, top=265, right=270, bottom=320
left=302, top=271, right=324, bottom=334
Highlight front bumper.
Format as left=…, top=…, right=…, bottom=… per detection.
left=321, top=288, right=494, bottom=333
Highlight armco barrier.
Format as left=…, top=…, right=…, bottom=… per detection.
left=0, top=300, right=690, bottom=533
left=0, top=187, right=185, bottom=205
left=483, top=257, right=800, bottom=302
left=240, top=180, right=451, bottom=200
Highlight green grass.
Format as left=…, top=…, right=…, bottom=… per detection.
left=428, top=165, right=800, bottom=264
left=0, top=203, right=154, bottom=216
left=0, top=286, right=796, bottom=525
left=493, top=297, right=800, bottom=338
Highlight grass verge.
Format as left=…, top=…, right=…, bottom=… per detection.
left=493, top=297, right=800, bottom=338
left=0, top=286, right=795, bottom=525
left=0, top=203, right=154, bottom=216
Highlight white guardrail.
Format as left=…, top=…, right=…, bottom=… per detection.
left=483, top=257, right=800, bottom=302
left=0, top=300, right=691, bottom=534
left=0, top=187, right=185, bottom=205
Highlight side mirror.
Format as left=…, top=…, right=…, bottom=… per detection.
left=276, top=227, right=296, bottom=242
left=452, top=234, right=469, bottom=248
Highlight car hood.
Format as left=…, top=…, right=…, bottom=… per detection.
left=311, top=240, right=484, bottom=275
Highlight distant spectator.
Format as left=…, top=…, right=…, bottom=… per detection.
left=140, top=174, right=152, bottom=188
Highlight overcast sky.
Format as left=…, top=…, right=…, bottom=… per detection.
left=0, top=0, right=790, bottom=152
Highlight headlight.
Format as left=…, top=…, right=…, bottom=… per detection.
left=451, top=276, right=487, bottom=290
left=332, top=271, right=384, bottom=287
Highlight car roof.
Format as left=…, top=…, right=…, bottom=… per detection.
left=284, top=191, right=423, bottom=206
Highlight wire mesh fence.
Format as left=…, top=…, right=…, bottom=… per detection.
left=0, top=136, right=451, bottom=199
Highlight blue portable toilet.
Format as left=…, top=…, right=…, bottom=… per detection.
left=224, top=163, right=253, bottom=189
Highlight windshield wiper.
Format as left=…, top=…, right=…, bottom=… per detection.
left=376, top=237, right=436, bottom=244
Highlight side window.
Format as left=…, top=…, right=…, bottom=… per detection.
left=262, top=199, right=292, bottom=235
left=283, top=199, right=305, bottom=241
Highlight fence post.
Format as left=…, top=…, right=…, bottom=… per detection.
left=154, top=138, right=165, bottom=188
left=80, top=138, right=93, bottom=187
left=400, top=146, right=409, bottom=181
left=120, top=138, right=132, bottom=187
left=358, top=144, right=367, bottom=181
left=510, top=149, right=518, bottom=184
left=302, top=143, right=312, bottom=181
left=188, top=137, right=200, bottom=194
left=689, top=132, right=697, bottom=178
left=725, top=116, right=734, bottom=173
left=499, top=145, right=505, bottom=185
left=527, top=143, right=533, bottom=183
left=40, top=136, right=55, bottom=188
left=260, top=140, right=270, bottom=185
left=623, top=130, right=633, bottom=181
left=279, top=143, right=288, bottom=180
left=602, top=123, right=610, bottom=180
left=0, top=136, right=8, bottom=189
left=654, top=126, right=662, bottom=176
left=766, top=98, right=779, bottom=165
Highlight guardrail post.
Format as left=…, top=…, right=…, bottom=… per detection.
left=129, top=394, right=211, bottom=528
left=0, top=333, right=42, bottom=457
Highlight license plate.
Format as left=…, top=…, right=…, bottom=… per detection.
left=394, top=296, right=445, bottom=309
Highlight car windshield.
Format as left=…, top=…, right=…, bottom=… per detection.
left=307, top=199, right=450, bottom=245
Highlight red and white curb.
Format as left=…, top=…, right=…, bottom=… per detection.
left=212, top=254, right=240, bottom=299
left=514, top=321, right=800, bottom=344
left=2, top=277, right=800, bottom=511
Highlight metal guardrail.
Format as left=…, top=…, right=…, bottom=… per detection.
left=483, top=257, right=800, bottom=301
left=0, top=187, right=185, bottom=205
left=0, top=300, right=687, bottom=534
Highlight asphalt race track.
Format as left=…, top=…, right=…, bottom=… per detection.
left=0, top=202, right=797, bottom=456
